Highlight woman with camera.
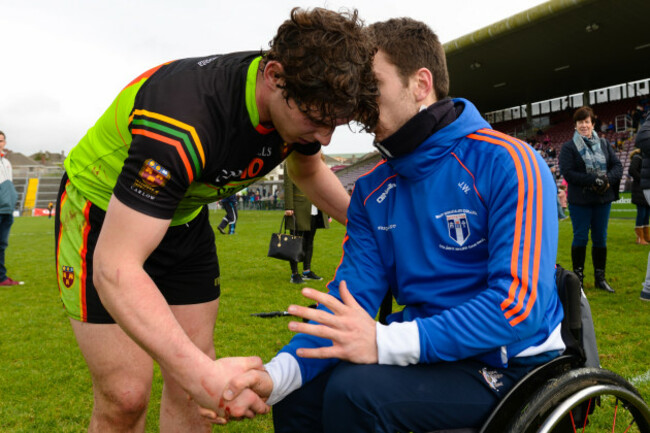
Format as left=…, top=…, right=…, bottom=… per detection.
left=559, top=106, right=622, bottom=292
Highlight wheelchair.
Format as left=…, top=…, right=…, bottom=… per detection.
left=378, top=266, right=650, bottom=433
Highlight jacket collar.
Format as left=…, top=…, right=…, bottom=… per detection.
left=373, top=98, right=456, bottom=159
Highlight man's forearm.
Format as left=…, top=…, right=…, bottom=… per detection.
left=96, top=265, right=212, bottom=381
left=287, top=154, right=350, bottom=224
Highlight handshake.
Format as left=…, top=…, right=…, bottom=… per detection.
left=194, top=356, right=274, bottom=425
left=193, top=281, right=377, bottom=425
left=592, top=174, right=609, bottom=195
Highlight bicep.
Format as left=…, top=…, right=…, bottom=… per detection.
left=95, top=195, right=171, bottom=269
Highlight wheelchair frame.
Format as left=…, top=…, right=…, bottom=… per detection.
left=378, top=266, right=650, bottom=433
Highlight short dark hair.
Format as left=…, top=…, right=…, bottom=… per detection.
left=265, top=7, right=379, bottom=131
left=573, top=106, right=595, bottom=124
left=368, top=18, right=449, bottom=101
left=0, top=131, right=4, bottom=138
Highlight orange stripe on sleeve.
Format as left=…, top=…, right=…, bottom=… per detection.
left=482, top=129, right=545, bottom=326
left=131, top=128, right=194, bottom=183
left=329, top=234, right=350, bottom=287
left=363, top=175, right=397, bottom=207
left=466, top=132, right=536, bottom=327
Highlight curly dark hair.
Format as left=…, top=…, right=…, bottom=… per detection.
left=368, top=18, right=449, bottom=101
left=264, top=7, right=379, bottom=132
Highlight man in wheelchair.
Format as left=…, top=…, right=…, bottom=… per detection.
left=220, top=17, right=650, bottom=433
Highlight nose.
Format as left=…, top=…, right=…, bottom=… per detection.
left=313, top=127, right=334, bottom=146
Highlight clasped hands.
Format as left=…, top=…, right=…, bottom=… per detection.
left=200, top=280, right=377, bottom=424
left=592, top=174, right=609, bottom=194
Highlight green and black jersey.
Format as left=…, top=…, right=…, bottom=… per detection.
left=65, top=51, right=319, bottom=226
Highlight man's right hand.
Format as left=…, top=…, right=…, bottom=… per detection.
left=191, top=356, right=270, bottom=424
left=220, top=368, right=275, bottom=415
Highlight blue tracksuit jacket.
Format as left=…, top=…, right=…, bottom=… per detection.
left=278, top=98, right=564, bottom=385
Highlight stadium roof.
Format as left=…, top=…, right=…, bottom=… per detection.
left=444, top=0, right=650, bottom=113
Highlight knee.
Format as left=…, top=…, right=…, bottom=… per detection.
left=94, top=379, right=150, bottom=422
left=324, top=364, right=374, bottom=411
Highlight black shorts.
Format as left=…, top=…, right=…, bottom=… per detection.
left=56, top=174, right=220, bottom=324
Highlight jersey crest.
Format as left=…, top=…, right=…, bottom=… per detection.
left=139, top=159, right=171, bottom=188
left=447, top=213, right=470, bottom=246
left=62, top=266, right=75, bottom=288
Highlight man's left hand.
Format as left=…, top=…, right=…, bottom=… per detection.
left=287, top=281, right=378, bottom=364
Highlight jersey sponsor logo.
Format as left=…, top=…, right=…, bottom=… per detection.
left=197, top=56, right=221, bottom=67
left=447, top=212, right=470, bottom=246
left=214, top=169, right=245, bottom=184
left=131, top=159, right=171, bottom=201
left=377, top=182, right=396, bottom=203
left=213, top=157, right=268, bottom=185
left=62, top=265, right=74, bottom=288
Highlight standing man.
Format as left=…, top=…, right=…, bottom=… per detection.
left=222, top=18, right=564, bottom=433
left=55, top=7, right=378, bottom=432
left=0, top=131, right=23, bottom=286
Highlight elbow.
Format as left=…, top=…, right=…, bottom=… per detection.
left=92, top=249, right=118, bottom=299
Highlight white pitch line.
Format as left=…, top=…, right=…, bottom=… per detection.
left=629, top=370, right=650, bottom=386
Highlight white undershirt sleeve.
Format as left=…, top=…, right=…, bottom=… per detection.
left=264, top=352, right=303, bottom=406
left=376, top=321, right=421, bottom=365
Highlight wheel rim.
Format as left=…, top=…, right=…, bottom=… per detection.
left=538, top=384, right=650, bottom=433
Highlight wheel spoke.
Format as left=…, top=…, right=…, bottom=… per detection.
left=582, top=397, right=592, bottom=432
left=612, top=397, right=619, bottom=433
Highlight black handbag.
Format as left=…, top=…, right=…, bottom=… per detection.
left=267, top=215, right=305, bottom=262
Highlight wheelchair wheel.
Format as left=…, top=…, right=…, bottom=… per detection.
left=508, top=367, right=650, bottom=433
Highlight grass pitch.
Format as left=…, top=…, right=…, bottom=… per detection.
left=0, top=209, right=648, bottom=432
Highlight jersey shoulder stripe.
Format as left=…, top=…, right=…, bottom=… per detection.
left=129, top=109, right=206, bottom=181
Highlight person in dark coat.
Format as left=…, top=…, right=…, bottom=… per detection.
left=636, top=119, right=650, bottom=301
left=559, top=106, right=623, bottom=293
left=283, top=163, right=330, bottom=284
left=628, top=147, right=649, bottom=244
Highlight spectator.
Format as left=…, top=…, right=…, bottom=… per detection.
left=558, top=184, right=568, bottom=216
left=628, top=147, right=649, bottom=244
left=636, top=119, right=650, bottom=301
left=559, top=106, right=623, bottom=293
left=283, top=164, right=329, bottom=284
left=216, top=194, right=238, bottom=235
left=0, top=131, right=23, bottom=286
left=633, top=105, right=644, bottom=131
left=549, top=165, right=567, bottom=220
left=546, top=144, right=556, bottom=159
left=593, top=114, right=602, bottom=132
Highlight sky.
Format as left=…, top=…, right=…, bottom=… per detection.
left=0, top=0, right=548, bottom=157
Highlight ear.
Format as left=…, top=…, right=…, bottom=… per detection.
left=412, top=68, right=435, bottom=104
left=262, top=60, right=285, bottom=90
